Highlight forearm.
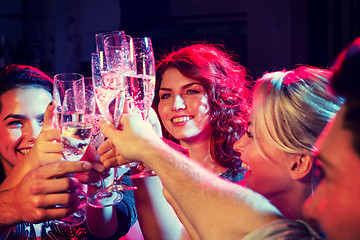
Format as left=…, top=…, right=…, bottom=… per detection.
left=0, top=159, right=32, bottom=191
left=0, top=188, right=21, bottom=232
left=142, top=140, right=282, bottom=239
left=85, top=184, right=119, bottom=238
left=163, top=188, right=201, bottom=240
left=86, top=205, right=118, bottom=238
left=98, top=117, right=282, bottom=238
left=131, top=174, right=182, bottom=240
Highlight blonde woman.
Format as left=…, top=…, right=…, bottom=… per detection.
left=233, top=66, right=343, bottom=235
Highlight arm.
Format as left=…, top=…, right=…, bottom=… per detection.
left=0, top=161, right=91, bottom=233
left=130, top=109, right=183, bottom=240
left=162, top=187, right=201, bottom=240
left=98, top=113, right=283, bottom=240
left=81, top=146, right=121, bottom=239
left=83, top=147, right=137, bottom=239
left=131, top=175, right=183, bottom=240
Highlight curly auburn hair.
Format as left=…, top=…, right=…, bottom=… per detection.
left=153, top=43, right=251, bottom=170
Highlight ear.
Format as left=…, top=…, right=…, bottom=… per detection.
left=289, top=154, right=313, bottom=180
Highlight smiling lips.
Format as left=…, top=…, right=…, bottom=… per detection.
left=171, top=116, right=194, bottom=123
left=241, top=161, right=252, bottom=178
left=18, top=148, right=31, bottom=155
left=241, top=161, right=250, bottom=170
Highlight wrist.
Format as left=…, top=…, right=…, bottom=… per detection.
left=0, top=188, right=21, bottom=230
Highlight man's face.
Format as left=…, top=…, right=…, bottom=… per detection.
left=303, top=105, right=360, bottom=240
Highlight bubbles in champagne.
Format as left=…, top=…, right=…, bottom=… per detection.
left=124, top=74, right=155, bottom=113
left=90, top=115, right=105, bottom=148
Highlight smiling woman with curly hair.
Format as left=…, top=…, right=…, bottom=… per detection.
left=154, top=43, right=251, bottom=176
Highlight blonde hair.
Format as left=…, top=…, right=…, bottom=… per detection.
left=252, top=66, right=342, bottom=157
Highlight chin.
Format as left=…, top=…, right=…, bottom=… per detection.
left=14, top=152, right=26, bottom=163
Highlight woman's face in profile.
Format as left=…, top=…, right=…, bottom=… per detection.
left=0, top=87, right=52, bottom=173
left=233, top=114, right=294, bottom=198
left=158, top=68, right=212, bottom=143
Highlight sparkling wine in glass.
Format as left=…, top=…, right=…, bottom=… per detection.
left=92, top=52, right=125, bottom=126
left=61, top=120, right=92, bottom=161
left=125, top=74, right=155, bottom=121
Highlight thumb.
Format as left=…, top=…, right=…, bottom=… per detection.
left=43, top=101, right=56, bottom=130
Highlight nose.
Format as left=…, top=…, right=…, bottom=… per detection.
left=302, top=183, right=324, bottom=223
left=233, top=133, right=246, bottom=153
left=23, top=122, right=42, bottom=143
left=172, top=95, right=186, bottom=111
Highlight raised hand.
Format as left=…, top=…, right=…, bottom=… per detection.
left=97, top=112, right=161, bottom=168
left=0, top=161, right=92, bottom=230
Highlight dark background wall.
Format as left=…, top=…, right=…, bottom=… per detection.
left=0, top=0, right=359, bottom=80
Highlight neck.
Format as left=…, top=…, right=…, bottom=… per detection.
left=179, top=139, right=228, bottom=175
left=266, top=180, right=312, bottom=221
left=0, top=156, right=13, bottom=178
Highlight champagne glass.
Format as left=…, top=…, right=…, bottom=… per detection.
left=61, top=88, right=93, bottom=162
left=84, top=76, right=123, bottom=208
left=124, top=37, right=157, bottom=178
left=100, top=33, right=139, bottom=185
left=88, top=52, right=136, bottom=208
left=53, top=73, right=89, bottom=226
left=85, top=77, right=105, bottom=148
left=103, top=34, right=139, bottom=169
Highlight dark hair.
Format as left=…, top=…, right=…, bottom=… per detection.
left=332, top=37, right=360, bottom=157
left=154, top=43, right=251, bottom=170
left=0, top=64, right=53, bottom=113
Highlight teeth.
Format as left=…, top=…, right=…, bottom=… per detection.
left=172, top=116, right=192, bottom=123
left=241, top=162, right=250, bottom=170
left=19, top=149, right=31, bottom=154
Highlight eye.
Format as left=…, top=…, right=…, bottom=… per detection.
left=245, top=130, right=254, bottom=139
left=185, top=89, right=200, bottom=95
left=38, top=117, right=44, bottom=127
left=160, top=93, right=171, bottom=100
left=245, top=124, right=254, bottom=139
left=7, top=120, right=23, bottom=128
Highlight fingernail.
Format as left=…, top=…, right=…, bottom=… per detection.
left=82, top=162, right=92, bottom=170
left=98, top=120, right=106, bottom=129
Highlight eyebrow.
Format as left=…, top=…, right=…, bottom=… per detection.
left=3, top=113, right=44, bottom=121
left=159, top=82, right=203, bottom=91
